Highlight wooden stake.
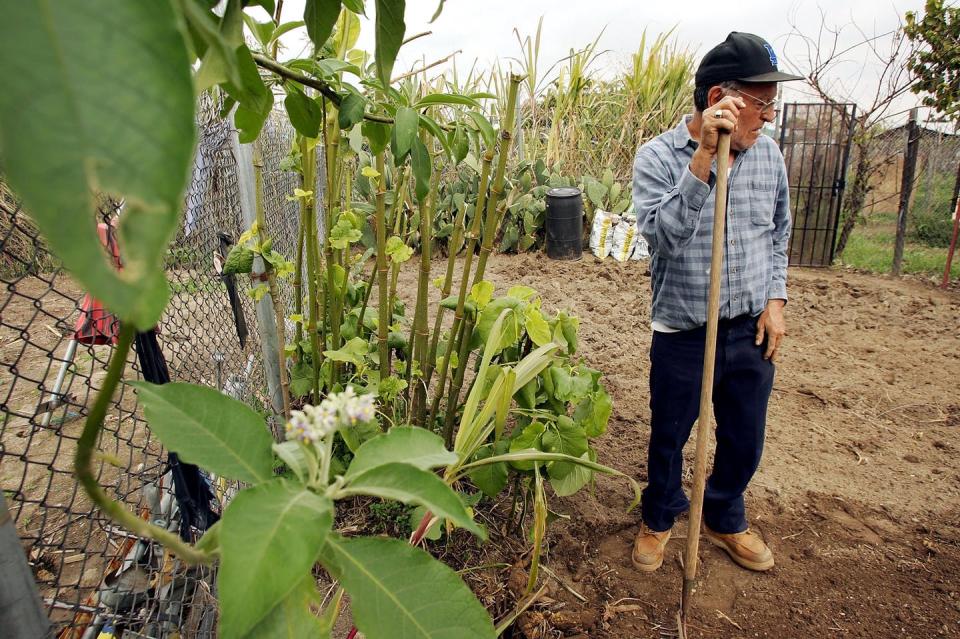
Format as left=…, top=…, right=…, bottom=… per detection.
left=680, top=131, right=731, bottom=624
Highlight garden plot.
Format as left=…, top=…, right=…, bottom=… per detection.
left=399, top=252, right=960, bottom=638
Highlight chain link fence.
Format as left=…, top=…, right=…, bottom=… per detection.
left=0, top=95, right=309, bottom=637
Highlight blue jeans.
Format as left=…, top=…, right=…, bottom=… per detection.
left=641, top=314, right=775, bottom=534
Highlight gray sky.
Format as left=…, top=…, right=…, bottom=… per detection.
left=260, top=0, right=930, bottom=125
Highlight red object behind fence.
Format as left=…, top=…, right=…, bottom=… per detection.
left=72, top=221, right=122, bottom=345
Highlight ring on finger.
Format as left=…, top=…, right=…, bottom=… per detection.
left=714, top=109, right=723, bottom=118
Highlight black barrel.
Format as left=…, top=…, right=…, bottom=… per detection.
left=544, top=187, right=583, bottom=260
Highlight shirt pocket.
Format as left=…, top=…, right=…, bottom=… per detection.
left=749, top=179, right=777, bottom=227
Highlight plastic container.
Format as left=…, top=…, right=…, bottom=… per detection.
left=545, top=187, right=584, bottom=260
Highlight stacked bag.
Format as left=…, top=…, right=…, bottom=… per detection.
left=590, top=210, right=649, bottom=261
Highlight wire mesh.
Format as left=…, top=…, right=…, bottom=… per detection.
left=0, top=95, right=306, bottom=637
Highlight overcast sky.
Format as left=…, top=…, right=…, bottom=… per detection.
left=261, top=0, right=931, bottom=125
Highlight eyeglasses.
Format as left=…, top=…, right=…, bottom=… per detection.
left=730, top=87, right=780, bottom=115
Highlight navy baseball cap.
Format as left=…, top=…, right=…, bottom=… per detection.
left=695, top=32, right=803, bottom=86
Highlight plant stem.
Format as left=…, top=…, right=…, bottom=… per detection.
left=254, top=143, right=292, bottom=419
left=411, top=157, right=440, bottom=426
left=440, top=75, right=523, bottom=442
left=293, top=209, right=305, bottom=353
left=374, top=152, right=391, bottom=409
left=300, top=137, right=323, bottom=402
left=323, top=106, right=342, bottom=390
left=75, top=324, right=210, bottom=565
left=428, top=146, right=493, bottom=431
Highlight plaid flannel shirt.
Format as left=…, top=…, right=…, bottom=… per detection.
left=632, top=116, right=791, bottom=330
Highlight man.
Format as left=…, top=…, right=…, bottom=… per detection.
left=630, top=32, right=798, bottom=573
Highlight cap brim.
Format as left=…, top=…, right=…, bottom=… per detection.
left=738, top=71, right=804, bottom=83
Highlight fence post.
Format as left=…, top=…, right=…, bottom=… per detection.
left=230, top=131, right=285, bottom=418
left=892, top=108, right=920, bottom=277
left=942, top=161, right=960, bottom=288
left=0, top=492, right=51, bottom=639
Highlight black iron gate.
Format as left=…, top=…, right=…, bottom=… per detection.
left=778, top=102, right=857, bottom=266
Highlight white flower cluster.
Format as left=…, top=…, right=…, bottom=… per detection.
left=285, top=387, right=376, bottom=444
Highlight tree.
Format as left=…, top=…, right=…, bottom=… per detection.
left=784, top=12, right=921, bottom=258
left=905, top=0, right=960, bottom=126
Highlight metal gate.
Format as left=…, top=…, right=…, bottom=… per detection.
left=778, top=102, right=857, bottom=267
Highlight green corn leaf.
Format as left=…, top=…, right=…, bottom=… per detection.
left=465, top=110, right=495, bottom=148
left=304, top=0, right=342, bottom=49
left=321, top=534, right=496, bottom=639
left=391, top=106, right=419, bottom=162
left=131, top=382, right=272, bottom=484
left=346, top=426, right=457, bottom=479
left=285, top=89, right=323, bottom=138
left=342, top=463, right=485, bottom=539
left=411, top=137, right=432, bottom=202
left=414, top=93, right=483, bottom=109
left=374, top=0, right=405, bottom=86
left=219, top=480, right=333, bottom=638
left=338, top=92, right=366, bottom=129
left=0, top=1, right=194, bottom=330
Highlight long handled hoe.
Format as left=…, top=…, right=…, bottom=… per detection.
left=678, top=130, right=731, bottom=638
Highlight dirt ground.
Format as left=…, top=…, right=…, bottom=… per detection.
left=458, top=252, right=960, bottom=639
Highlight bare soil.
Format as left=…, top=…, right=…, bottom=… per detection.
left=459, top=253, right=960, bottom=639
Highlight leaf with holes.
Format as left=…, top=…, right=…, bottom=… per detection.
left=0, top=2, right=194, bottom=330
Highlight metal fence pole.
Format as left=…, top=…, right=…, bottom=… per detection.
left=0, top=492, right=51, bottom=639
left=230, top=131, right=285, bottom=417
left=893, top=108, right=920, bottom=277
left=942, top=161, right=960, bottom=288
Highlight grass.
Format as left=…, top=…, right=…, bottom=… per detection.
left=840, top=211, right=959, bottom=281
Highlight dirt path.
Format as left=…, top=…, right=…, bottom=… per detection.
left=469, top=253, right=960, bottom=638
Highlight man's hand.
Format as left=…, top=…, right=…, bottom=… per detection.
left=756, top=299, right=787, bottom=361
left=690, top=95, right=745, bottom=181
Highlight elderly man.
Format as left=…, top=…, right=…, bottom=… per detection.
left=630, top=32, right=798, bottom=572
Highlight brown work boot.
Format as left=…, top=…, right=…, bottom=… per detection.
left=632, top=524, right=671, bottom=572
left=704, top=526, right=774, bottom=571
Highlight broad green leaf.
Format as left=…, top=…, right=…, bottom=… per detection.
left=574, top=388, right=612, bottom=437
left=219, top=480, right=333, bottom=638
left=585, top=180, right=607, bottom=208
left=414, top=93, right=482, bottom=109
left=558, top=312, right=579, bottom=354
left=509, top=421, right=545, bottom=471
left=467, top=442, right=509, bottom=498
left=473, top=296, right=523, bottom=353
left=272, top=440, right=318, bottom=484
left=362, top=120, right=391, bottom=155
left=246, top=576, right=325, bottom=638
left=391, top=106, right=419, bottom=162
left=500, top=223, right=519, bottom=252
left=324, top=336, right=369, bottom=366
left=341, top=0, right=366, bottom=14
left=548, top=366, right=594, bottom=403
left=321, top=534, right=495, bottom=639
left=469, top=281, right=494, bottom=310
left=131, top=382, right=272, bottom=484
left=385, top=235, right=414, bottom=263
left=338, top=93, right=366, bottom=129
left=418, top=113, right=446, bottom=146
left=285, top=89, right=323, bottom=138
left=0, top=1, right=194, bottom=330
left=247, top=0, right=277, bottom=14
left=374, top=0, right=406, bottom=86
left=228, top=45, right=275, bottom=143
left=542, top=416, right=588, bottom=458
left=411, top=137, right=431, bottom=202
left=305, top=0, right=342, bottom=49
left=343, top=463, right=485, bottom=539
left=465, top=111, right=495, bottom=148
left=507, top=285, right=537, bottom=300
left=333, top=4, right=362, bottom=53
left=524, top=306, right=552, bottom=347
left=346, top=426, right=457, bottom=479
left=549, top=450, right=594, bottom=497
